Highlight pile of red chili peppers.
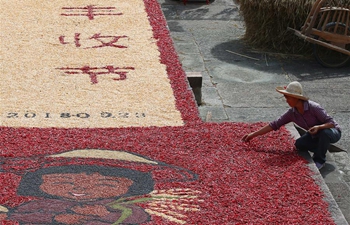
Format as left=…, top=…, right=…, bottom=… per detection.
left=0, top=0, right=335, bottom=224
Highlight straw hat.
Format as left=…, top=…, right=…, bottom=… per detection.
left=276, top=81, right=309, bottom=101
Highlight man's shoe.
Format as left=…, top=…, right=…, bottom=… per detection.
left=315, top=161, right=325, bottom=170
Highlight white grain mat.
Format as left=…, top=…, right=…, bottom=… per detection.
left=0, top=0, right=183, bottom=128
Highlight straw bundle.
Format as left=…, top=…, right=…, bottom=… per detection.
left=238, top=0, right=350, bottom=54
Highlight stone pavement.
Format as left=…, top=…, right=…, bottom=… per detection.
left=158, top=0, right=350, bottom=223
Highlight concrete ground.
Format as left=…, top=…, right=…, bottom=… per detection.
left=158, top=0, right=350, bottom=224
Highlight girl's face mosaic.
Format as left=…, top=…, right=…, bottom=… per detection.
left=40, top=172, right=133, bottom=201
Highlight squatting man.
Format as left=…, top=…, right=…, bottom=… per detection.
left=242, top=81, right=341, bottom=170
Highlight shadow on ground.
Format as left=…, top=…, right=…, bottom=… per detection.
left=211, top=40, right=350, bottom=81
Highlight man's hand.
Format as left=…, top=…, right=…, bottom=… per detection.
left=241, top=125, right=273, bottom=142
left=242, top=133, right=254, bottom=142
left=308, top=126, right=320, bottom=135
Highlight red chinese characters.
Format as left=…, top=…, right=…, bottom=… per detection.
left=61, top=5, right=122, bottom=20
left=59, top=33, right=128, bottom=48
left=58, top=5, right=133, bottom=84
left=57, top=66, right=135, bottom=84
